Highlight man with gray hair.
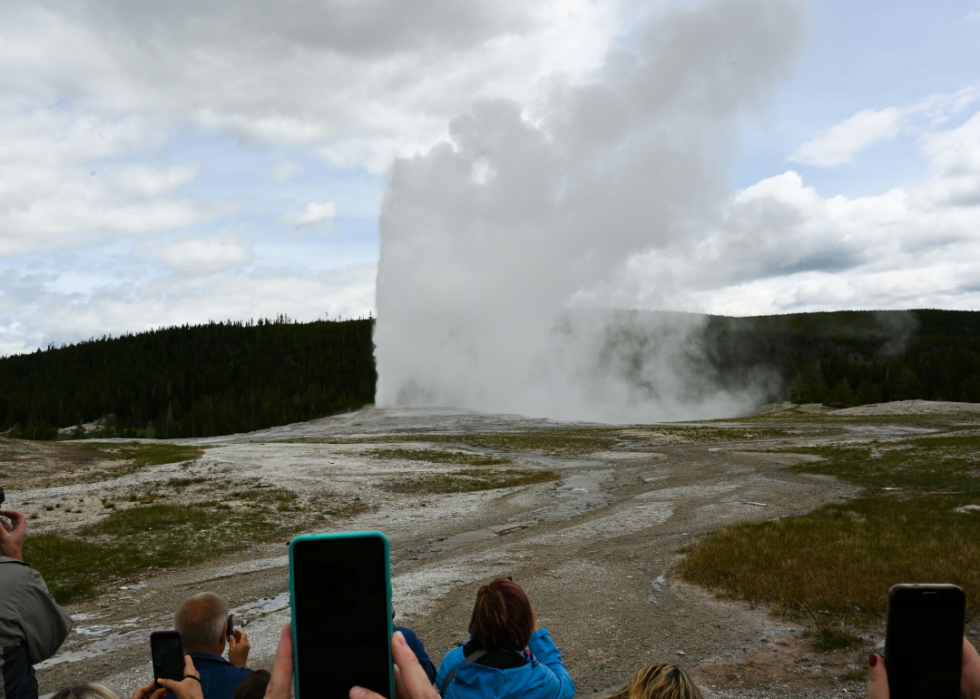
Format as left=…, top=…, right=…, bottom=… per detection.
left=174, top=593, right=251, bottom=699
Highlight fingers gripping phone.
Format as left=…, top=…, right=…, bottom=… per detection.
left=289, top=531, right=393, bottom=699
left=151, top=630, right=185, bottom=688
left=885, top=584, right=966, bottom=699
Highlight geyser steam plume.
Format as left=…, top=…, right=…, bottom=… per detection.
left=375, top=0, right=806, bottom=423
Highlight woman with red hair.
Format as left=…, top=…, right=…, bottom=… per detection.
left=435, top=577, right=575, bottom=699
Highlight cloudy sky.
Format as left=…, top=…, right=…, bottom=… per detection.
left=1, top=0, right=979, bottom=357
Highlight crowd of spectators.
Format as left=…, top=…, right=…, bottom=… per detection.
left=4, top=504, right=980, bottom=699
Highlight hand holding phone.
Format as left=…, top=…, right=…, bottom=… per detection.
left=228, top=627, right=250, bottom=668
left=870, top=638, right=980, bottom=699
left=151, top=630, right=185, bottom=688
left=136, top=653, right=204, bottom=699
left=289, top=531, right=393, bottom=699
left=263, top=623, right=438, bottom=699
left=884, top=584, right=966, bottom=699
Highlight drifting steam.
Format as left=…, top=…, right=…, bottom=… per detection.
left=375, top=0, right=806, bottom=422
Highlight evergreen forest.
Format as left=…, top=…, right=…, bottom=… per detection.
left=2, top=309, right=979, bottom=441
left=701, top=309, right=980, bottom=407
left=0, top=316, right=375, bottom=439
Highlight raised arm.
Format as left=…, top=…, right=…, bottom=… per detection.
left=528, top=628, right=576, bottom=699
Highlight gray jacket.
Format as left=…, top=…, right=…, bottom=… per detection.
left=0, top=556, right=73, bottom=699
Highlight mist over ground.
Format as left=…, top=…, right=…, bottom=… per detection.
left=375, top=0, right=806, bottom=422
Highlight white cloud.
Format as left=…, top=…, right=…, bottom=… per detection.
left=281, top=202, right=337, bottom=232
left=598, top=105, right=980, bottom=317
left=920, top=110, right=980, bottom=206
left=788, top=107, right=905, bottom=167
left=0, top=106, right=203, bottom=257
left=0, top=0, right=631, bottom=171
left=272, top=162, right=300, bottom=182
left=112, top=165, right=197, bottom=196
left=134, top=236, right=253, bottom=273
left=318, top=138, right=415, bottom=176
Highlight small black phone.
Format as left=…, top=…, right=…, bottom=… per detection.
left=227, top=613, right=234, bottom=639
left=289, top=532, right=393, bottom=699
left=150, top=630, right=185, bottom=687
left=885, top=584, right=965, bottom=699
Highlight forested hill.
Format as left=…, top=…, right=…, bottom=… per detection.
left=3, top=309, right=979, bottom=440
left=0, top=317, right=375, bottom=439
left=701, top=309, right=980, bottom=406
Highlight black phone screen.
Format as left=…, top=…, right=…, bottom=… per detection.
left=151, top=632, right=185, bottom=684
left=886, top=586, right=965, bottom=699
left=292, top=535, right=391, bottom=699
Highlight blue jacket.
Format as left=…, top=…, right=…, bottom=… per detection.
left=435, top=629, right=575, bottom=699
left=395, top=626, right=437, bottom=684
left=188, top=652, right=253, bottom=699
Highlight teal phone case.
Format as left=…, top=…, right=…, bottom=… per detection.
left=288, top=531, right=393, bottom=699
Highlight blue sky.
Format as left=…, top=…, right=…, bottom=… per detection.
left=735, top=0, right=980, bottom=196
left=1, top=0, right=979, bottom=356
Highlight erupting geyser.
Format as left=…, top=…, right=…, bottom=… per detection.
left=375, top=0, right=805, bottom=423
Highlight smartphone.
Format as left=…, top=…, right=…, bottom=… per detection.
left=289, top=531, right=393, bottom=699
left=150, top=630, right=185, bottom=687
left=885, top=584, right=965, bottom=699
left=227, top=613, right=234, bottom=640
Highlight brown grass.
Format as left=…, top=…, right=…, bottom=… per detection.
left=362, top=448, right=511, bottom=466
left=388, top=468, right=561, bottom=494
left=678, top=495, right=980, bottom=622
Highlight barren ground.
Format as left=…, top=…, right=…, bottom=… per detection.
left=4, top=403, right=979, bottom=699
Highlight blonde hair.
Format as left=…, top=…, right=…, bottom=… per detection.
left=603, top=664, right=703, bottom=699
left=51, top=684, right=120, bottom=699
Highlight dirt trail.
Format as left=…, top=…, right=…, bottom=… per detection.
left=10, top=405, right=971, bottom=698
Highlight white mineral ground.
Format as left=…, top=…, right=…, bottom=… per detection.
left=7, top=402, right=980, bottom=699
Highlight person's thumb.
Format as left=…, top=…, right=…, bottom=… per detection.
left=265, top=623, right=294, bottom=699
left=157, top=678, right=182, bottom=695
left=391, top=632, right=437, bottom=699
left=867, top=653, right=889, bottom=699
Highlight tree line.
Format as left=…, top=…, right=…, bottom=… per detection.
left=0, top=315, right=376, bottom=439
left=701, top=309, right=980, bottom=407
left=3, top=309, right=978, bottom=441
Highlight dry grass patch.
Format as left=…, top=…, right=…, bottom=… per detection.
left=389, top=468, right=561, bottom=494
left=679, top=432, right=980, bottom=649
left=783, top=438, right=980, bottom=494
left=25, top=501, right=279, bottom=603
left=678, top=495, right=980, bottom=622
left=629, top=426, right=798, bottom=443
left=363, top=447, right=511, bottom=466
left=285, top=430, right=618, bottom=455
left=24, top=480, right=356, bottom=603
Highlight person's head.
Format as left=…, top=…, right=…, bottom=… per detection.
left=604, top=664, right=703, bottom=699
left=51, top=683, right=120, bottom=699
left=468, top=577, right=535, bottom=652
left=233, top=669, right=271, bottom=699
left=175, top=592, right=229, bottom=654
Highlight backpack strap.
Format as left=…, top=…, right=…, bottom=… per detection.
left=439, top=650, right=488, bottom=697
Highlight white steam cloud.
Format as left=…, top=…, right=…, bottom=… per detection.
left=375, top=0, right=806, bottom=423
